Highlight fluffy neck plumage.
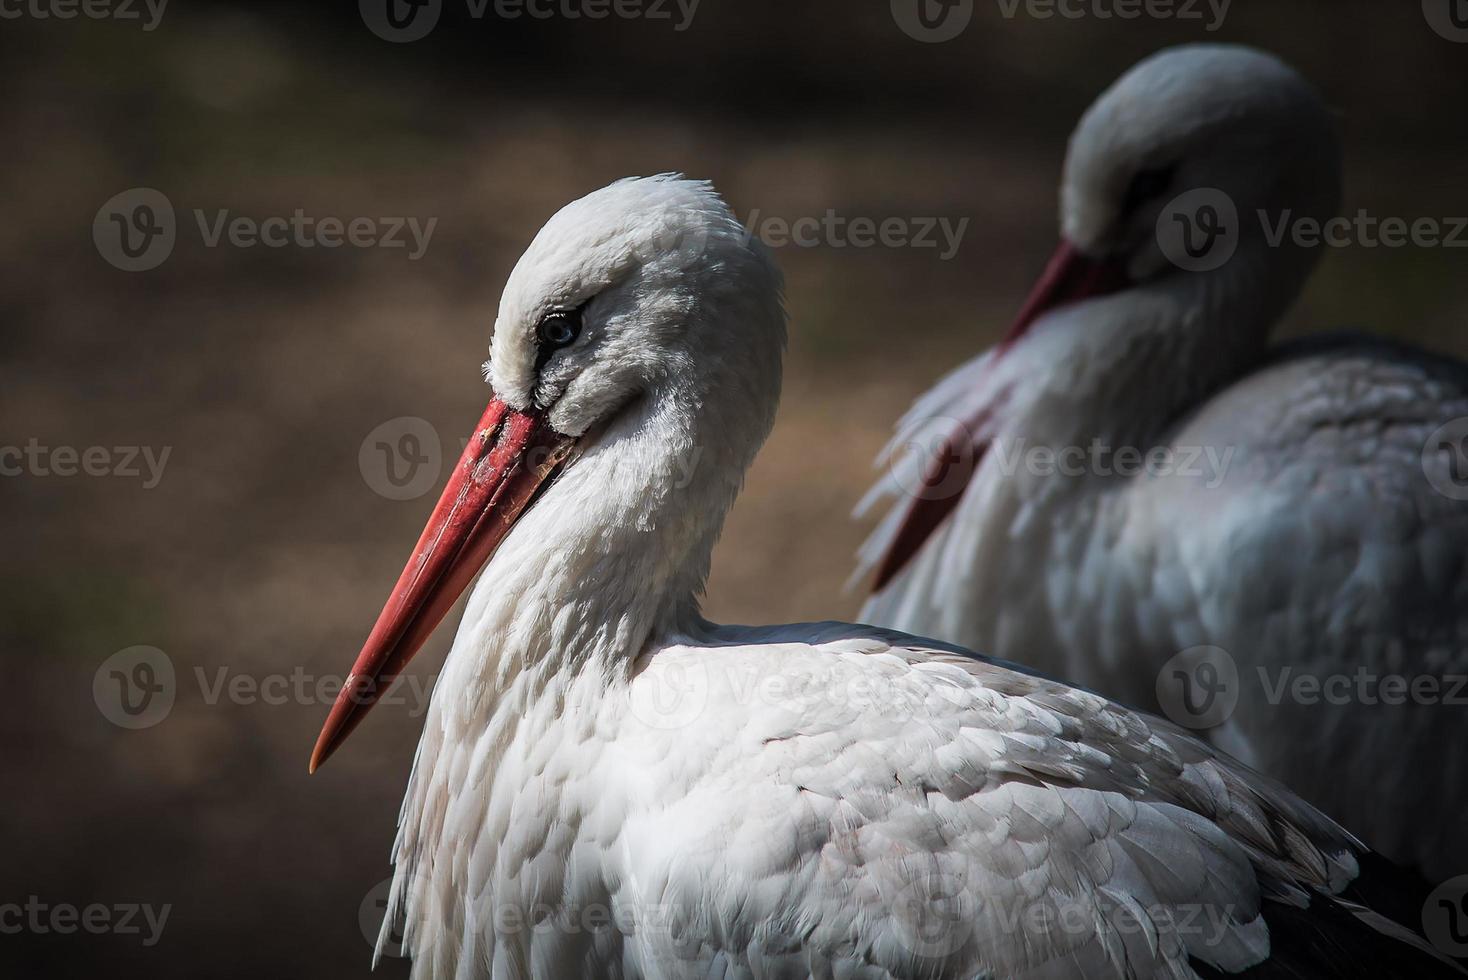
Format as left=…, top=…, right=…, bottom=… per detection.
left=997, top=237, right=1314, bottom=453
left=435, top=340, right=779, bottom=737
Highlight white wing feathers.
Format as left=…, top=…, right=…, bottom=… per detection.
left=379, top=622, right=1456, bottom=978
left=851, top=349, right=1001, bottom=589
left=631, top=629, right=1360, bottom=978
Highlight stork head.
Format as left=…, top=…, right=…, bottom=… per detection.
left=988, top=45, right=1341, bottom=358
left=1060, top=43, right=1341, bottom=285
left=310, top=176, right=783, bottom=772
left=488, top=175, right=784, bottom=439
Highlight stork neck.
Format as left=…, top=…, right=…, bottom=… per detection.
left=443, top=379, right=762, bottom=707
left=1008, top=239, right=1307, bottom=450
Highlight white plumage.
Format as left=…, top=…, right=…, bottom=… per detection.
left=391, top=627, right=1376, bottom=978
left=857, top=45, right=1468, bottom=880
left=314, top=175, right=1458, bottom=979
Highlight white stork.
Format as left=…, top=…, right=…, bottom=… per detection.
left=313, top=175, right=1458, bottom=979
left=856, top=44, right=1468, bottom=881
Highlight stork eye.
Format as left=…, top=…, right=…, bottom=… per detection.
left=1122, top=164, right=1178, bottom=215
left=537, top=309, right=582, bottom=350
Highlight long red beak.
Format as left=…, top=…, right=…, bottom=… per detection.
left=869, top=241, right=1129, bottom=592
left=310, top=398, right=575, bottom=773
left=995, top=240, right=1132, bottom=352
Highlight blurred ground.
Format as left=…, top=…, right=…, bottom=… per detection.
left=2, top=2, right=1467, bottom=975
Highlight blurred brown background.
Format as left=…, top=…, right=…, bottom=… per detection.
left=3, top=1, right=1467, bottom=975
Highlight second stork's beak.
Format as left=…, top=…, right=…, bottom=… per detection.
left=310, top=398, right=575, bottom=773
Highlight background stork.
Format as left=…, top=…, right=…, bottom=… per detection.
left=856, top=45, right=1468, bottom=880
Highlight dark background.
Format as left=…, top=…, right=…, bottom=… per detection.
left=3, top=1, right=1467, bottom=975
